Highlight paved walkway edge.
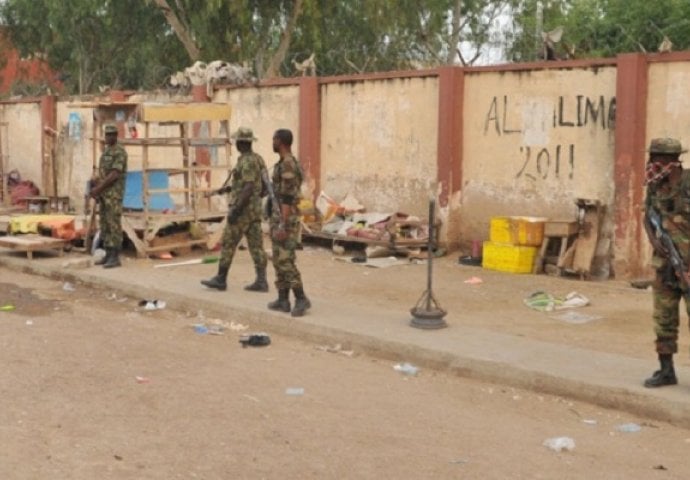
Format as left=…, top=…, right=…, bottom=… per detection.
left=4, top=257, right=690, bottom=429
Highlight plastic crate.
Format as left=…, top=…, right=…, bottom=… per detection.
left=482, top=241, right=538, bottom=274
left=489, top=216, right=546, bottom=247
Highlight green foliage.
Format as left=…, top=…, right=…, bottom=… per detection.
left=0, top=0, right=188, bottom=94
left=509, top=0, right=690, bottom=62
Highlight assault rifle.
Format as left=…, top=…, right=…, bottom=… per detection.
left=261, top=167, right=279, bottom=222
left=646, top=205, right=690, bottom=290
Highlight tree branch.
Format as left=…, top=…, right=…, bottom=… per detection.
left=151, top=0, right=201, bottom=61
left=263, top=0, right=304, bottom=78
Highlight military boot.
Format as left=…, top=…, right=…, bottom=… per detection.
left=291, top=287, right=311, bottom=317
left=644, top=353, right=677, bottom=388
left=103, top=248, right=122, bottom=269
left=201, top=265, right=229, bottom=291
left=268, top=288, right=291, bottom=313
left=94, top=248, right=110, bottom=266
left=244, top=267, right=269, bottom=292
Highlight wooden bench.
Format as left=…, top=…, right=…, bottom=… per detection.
left=0, top=234, right=66, bottom=260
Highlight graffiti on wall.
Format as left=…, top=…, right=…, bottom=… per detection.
left=483, top=95, right=616, bottom=180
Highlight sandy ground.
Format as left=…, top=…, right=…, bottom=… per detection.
left=1, top=269, right=690, bottom=479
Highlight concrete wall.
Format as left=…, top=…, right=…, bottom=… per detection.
left=320, top=76, right=439, bottom=217
left=1, top=102, right=42, bottom=188
left=460, top=67, right=617, bottom=249
left=214, top=85, right=300, bottom=172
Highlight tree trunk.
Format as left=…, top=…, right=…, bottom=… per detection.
left=448, top=0, right=463, bottom=65
left=151, top=0, right=201, bottom=62
left=263, top=0, right=304, bottom=78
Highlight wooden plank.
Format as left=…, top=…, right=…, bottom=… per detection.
left=140, top=103, right=231, bottom=123
left=0, top=234, right=66, bottom=260
left=121, top=217, right=148, bottom=258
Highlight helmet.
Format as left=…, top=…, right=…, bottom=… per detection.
left=231, top=127, right=257, bottom=142
left=104, top=124, right=118, bottom=134
left=648, top=137, right=687, bottom=155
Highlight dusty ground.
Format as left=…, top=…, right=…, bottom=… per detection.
left=1, top=269, right=690, bottom=479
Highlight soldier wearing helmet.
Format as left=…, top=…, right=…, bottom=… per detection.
left=643, top=137, right=690, bottom=387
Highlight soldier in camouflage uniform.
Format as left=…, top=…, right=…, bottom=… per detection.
left=201, top=127, right=268, bottom=292
left=89, top=124, right=127, bottom=269
left=267, top=128, right=311, bottom=317
left=643, top=137, right=690, bottom=387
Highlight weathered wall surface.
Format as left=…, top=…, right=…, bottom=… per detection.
left=214, top=86, right=300, bottom=171
left=641, top=61, right=690, bottom=270
left=320, top=76, right=439, bottom=217
left=1, top=102, right=42, bottom=189
left=460, top=67, right=617, bottom=254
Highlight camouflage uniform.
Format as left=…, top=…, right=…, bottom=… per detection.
left=97, top=142, right=127, bottom=249
left=646, top=147, right=690, bottom=355
left=218, top=151, right=267, bottom=270
left=270, top=153, right=303, bottom=290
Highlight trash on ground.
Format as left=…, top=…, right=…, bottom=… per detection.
left=153, top=255, right=219, bottom=268
left=653, top=465, right=668, bottom=471
left=193, top=325, right=209, bottom=335
left=615, top=423, right=641, bottom=433
left=62, top=282, right=76, bottom=292
left=393, top=362, right=420, bottom=376
left=524, top=291, right=590, bottom=312
left=549, top=311, right=602, bottom=324
left=458, top=255, right=482, bottom=266
left=315, top=343, right=355, bottom=357
left=463, top=276, right=483, bottom=285
left=543, top=436, right=575, bottom=452
left=285, top=387, right=305, bottom=396
left=239, top=333, right=271, bottom=348
left=449, top=458, right=469, bottom=465
left=0, top=304, right=16, bottom=312
left=135, top=376, right=150, bottom=384
left=138, top=299, right=166, bottom=310
left=25, top=320, right=33, bottom=326
left=583, top=419, right=598, bottom=425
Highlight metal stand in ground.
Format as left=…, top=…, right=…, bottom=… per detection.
left=410, top=199, right=448, bottom=329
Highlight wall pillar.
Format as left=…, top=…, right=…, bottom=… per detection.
left=298, top=76, right=320, bottom=199
left=40, top=95, right=57, bottom=196
left=613, top=53, right=648, bottom=278
left=436, top=66, right=464, bottom=208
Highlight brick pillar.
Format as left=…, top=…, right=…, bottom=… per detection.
left=298, top=76, right=320, bottom=199
left=613, top=54, right=648, bottom=278
left=436, top=66, right=464, bottom=208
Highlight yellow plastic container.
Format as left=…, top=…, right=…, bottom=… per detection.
left=482, top=241, right=538, bottom=274
left=489, top=216, right=546, bottom=247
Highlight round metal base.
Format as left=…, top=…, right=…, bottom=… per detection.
left=410, top=307, right=448, bottom=329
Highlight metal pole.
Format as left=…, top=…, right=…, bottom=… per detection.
left=426, top=199, right=434, bottom=310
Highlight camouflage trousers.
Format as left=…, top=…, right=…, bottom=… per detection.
left=652, top=267, right=690, bottom=354
left=98, top=198, right=123, bottom=249
left=219, top=216, right=267, bottom=270
left=270, top=216, right=303, bottom=290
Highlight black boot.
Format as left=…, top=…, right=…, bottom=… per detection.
left=94, top=248, right=110, bottom=266
left=291, top=287, right=311, bottom=317
left=244, top=267, right=269, bottom=292
left=644, top=354, right=677, bottom=388
left=268, top=288, right=291, bottom=312
left=103, top=248, right=121, bottom=269
left=201, top=265, right=229, bottom=291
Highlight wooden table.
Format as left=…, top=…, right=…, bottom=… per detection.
left=0, top=234, right=66, bottom=260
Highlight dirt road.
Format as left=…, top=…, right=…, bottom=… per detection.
left=1, top=269, right=689, bottom=479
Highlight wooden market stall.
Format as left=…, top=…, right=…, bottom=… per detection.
left=92, top=102, right=233, bottom=258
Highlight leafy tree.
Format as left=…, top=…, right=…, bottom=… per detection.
left=509, top=0, right=690, bottom=62
left=0, top=0, right=188, bottom=94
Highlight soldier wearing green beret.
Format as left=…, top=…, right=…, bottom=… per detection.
left=89, top=124, right=127, bottom=268
left=643, top=137, right=690, bottom=387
